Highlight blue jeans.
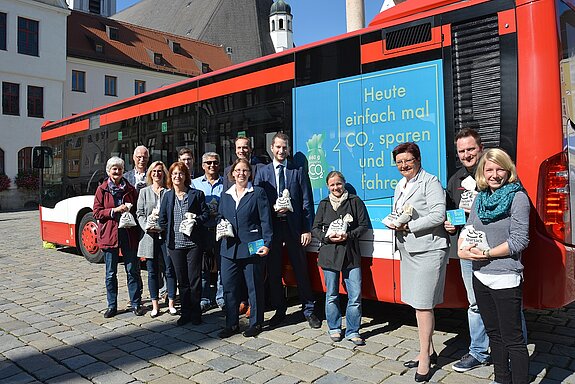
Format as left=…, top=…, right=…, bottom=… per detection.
left=461, top=259, right=490, bottom=363
left=323, top=267, right=362, bottom=339
left=103, top=231, right=141, bottom=309
left=200, top=233, right=224, bottom=309
left=160, top=241, right=177, bottom=300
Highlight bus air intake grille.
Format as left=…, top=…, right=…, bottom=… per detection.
left=385, top=23, right=432, bottom=50
left=451, top=15, right=501, bottom=146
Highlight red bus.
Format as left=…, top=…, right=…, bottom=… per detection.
left=37, top=0, right=575, bottom=309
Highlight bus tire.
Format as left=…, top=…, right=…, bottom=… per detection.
left=78, top=212, right=104, bottom=263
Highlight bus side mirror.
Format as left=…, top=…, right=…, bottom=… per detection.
left=32, top=146, right=53, bottom=169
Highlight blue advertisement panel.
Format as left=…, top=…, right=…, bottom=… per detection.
left=294, top=60, right=446, bottom=229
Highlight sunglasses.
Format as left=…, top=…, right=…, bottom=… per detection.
left=203, top=161, right=219, bottom=165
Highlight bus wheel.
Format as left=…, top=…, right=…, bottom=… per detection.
left=79, top=212, right=103, bottom=263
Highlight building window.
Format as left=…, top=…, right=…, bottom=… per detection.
left=271, top=20, right=275, bottom=31
left=27, top=86, right=43, bottom=118
left=288, top=20, right=292, bottom=31
left=107, top=26, right=119, bottom=41
left=2, top=82, right=19, bottom=116
left=18, top=147, right=32, bottom=173
left=89, top=0, right=101, bottom=14
left=0, top=12, right=6, bottom=51
left=279, top=19, right=284, bottom=30
left=18, top=17, right=39, bottom=56
left=72, top=70, right=86, bottom=92
left=95, top=41, right=104, bottom=53
left=154, top=53, right=163, bottom=65
left=134, top=80, right=146, bottom=95
left=104, top=75, right=117, bottom=96
left=171, top=41, right=181, bottom=54
left=0, top=147, right=4, bottom=174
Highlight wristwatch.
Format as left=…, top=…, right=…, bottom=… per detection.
left=483, top=249, right=491, bottom=258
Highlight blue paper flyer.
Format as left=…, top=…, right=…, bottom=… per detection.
left=248, top=239, right=265, bottom=255
left=446, top=209, right=467, bottom=226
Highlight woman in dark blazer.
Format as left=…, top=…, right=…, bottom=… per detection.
left=217, top=158, right=273, bottom=338
left=312, top=171, right=369, bottom=346
left=159, top=161, right=209, bottom=326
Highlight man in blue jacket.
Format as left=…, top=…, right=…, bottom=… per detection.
left=255, top=132, right=320, bottom=329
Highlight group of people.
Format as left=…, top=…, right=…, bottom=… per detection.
left=386, top=129, right=529, bottom=383
left=94, top=134, right=357, bottom=340
left=93, top=127, right=529, bottom=383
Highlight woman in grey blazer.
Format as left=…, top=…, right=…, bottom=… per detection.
left=386, top=142, right=449, bottom=382
left=136, top=161, right=177, bottom=318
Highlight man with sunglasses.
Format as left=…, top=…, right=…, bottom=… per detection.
left=193, top=152, right=225, bottom=312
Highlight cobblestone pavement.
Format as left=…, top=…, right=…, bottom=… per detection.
left=0, top=210, right=574, bottom=383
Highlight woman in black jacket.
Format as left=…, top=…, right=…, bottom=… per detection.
left=312, top=171, right=369, bottom=345
left=159, top=161, right=209, bottom=326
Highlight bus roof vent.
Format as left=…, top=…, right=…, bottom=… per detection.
left=384, top=23, right=432, bottom=50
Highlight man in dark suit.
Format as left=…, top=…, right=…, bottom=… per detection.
left=254, top=132, right=320, bottom=329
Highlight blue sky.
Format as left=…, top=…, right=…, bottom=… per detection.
left=116, top=1, right=384, bottom=46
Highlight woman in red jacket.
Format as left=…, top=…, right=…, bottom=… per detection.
left=93, top=156, right=144, bottom=318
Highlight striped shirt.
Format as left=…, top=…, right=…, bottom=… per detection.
left=173, top=193, right=195, bottom=249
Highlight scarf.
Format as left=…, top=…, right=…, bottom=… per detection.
left=107, top=178, right=127, bottom=207
left=475, top=181, right=523, bottom=224
left=328, top=191, right=348, bottom=211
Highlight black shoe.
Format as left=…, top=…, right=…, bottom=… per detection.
left=414, top=370, right=432, bottom=382
left=348, top=336, right=365, bottom=346
left=243, top=325, right=262, bottom=337
left=104, top=307, right=117, bottom=318
left=403, top=351, right=438, bottom=368
left=306, top=313, right=322, bottom=329
left=177, top=316, right=191, bottom=326
left=133, top=306, right=145, bottom=316
left=191, top=318, right=202, bottom=326
left=218, top=326, right=240, bottom=338
left=269, top=311, right=286, bottom=327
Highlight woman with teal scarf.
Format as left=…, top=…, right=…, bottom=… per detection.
left=458, top=148, right=529, bottom=384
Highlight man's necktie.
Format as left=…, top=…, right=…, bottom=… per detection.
left=277, top=164, right=285, bottom=193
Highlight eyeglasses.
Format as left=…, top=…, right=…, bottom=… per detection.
left=151, top=170, right=163, bottom=173
left=396, top=158, right=417, bottom=166
left=234, top=169, right=250, bottom=174
left=135, top=155, right=148, bottom=159
left=203, top=161, right=219, bottom=166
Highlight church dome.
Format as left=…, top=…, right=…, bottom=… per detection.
left=270, top=0, right=291, bottom=15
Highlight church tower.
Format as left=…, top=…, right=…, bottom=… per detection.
left=68, top=0, right=117, bottom=17
left=269, top=0, right=293, bottom=52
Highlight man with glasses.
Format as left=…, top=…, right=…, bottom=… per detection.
left=125, top=145, right=149, bottom=191
left=124, top=145, right=149, bottom=306
left=193, top=152, right=225, bottom=311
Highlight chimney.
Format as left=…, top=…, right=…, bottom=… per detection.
left=346, top=0, right=365, bottom=32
